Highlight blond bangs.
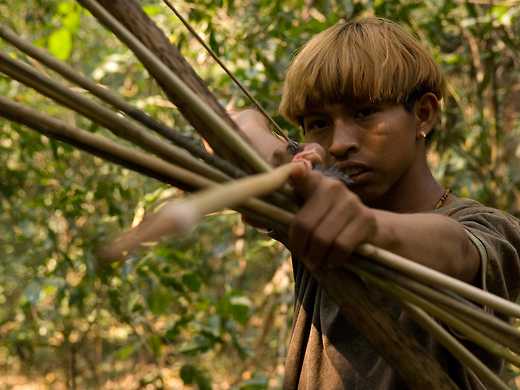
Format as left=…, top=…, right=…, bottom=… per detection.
left=279, top=18, right=446, bottom=124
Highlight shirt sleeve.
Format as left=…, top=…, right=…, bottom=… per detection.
left=446, top=202, right=520, bottom=303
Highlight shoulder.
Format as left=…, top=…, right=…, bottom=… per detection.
left=435, top=197, right=520, bottom=235
left=436, top=197, right=520, bottom=300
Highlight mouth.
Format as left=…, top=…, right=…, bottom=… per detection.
left=343, top=167, right=367, bottom=177
left=335, top=163, right=372, bottom=183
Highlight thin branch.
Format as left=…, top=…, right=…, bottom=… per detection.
left=78, top=0, right=272, bottom=174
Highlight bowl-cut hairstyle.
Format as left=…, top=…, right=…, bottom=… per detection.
left=279, top=17, right=446, bottom=124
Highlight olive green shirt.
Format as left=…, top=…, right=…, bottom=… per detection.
left=284, top=198, right=520, bottom=389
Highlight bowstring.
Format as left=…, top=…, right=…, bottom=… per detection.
left=162, top=0, right=299, bottom=150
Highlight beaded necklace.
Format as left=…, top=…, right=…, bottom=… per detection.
left=434, top=188, right=451, bottom=209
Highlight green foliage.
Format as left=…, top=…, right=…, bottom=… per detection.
left=1, top=0, right=519, bottom=388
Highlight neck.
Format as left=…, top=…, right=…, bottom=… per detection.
left=369, top=150, right=444, bottom=213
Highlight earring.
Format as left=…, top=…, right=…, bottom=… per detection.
left=420, top=131, right=427, bottom=139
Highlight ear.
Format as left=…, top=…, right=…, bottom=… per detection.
left=413, top=92, right=440, bottom=140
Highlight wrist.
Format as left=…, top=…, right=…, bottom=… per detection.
left=370, top=209, right=399, bottom=252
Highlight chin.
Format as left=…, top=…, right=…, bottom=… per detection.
left=351, top=184, right=388, bottom=207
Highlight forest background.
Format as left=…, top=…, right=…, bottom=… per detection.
left=1, top=0, right=519, bottom=389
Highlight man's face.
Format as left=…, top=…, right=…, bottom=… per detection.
left=301, top=101, right=420, bottom=206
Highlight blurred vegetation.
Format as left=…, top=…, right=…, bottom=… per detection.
left=0, top=0, right=519, bottom=388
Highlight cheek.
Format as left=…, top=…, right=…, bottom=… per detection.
left=368, top=126, right=417, bottom=174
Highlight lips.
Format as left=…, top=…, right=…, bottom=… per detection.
left=334, top=162, right=372, bottom=182
left=343, top=166, right=366, bottom=177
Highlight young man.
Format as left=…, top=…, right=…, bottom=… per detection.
left=233, top=17, right=520, bottom=389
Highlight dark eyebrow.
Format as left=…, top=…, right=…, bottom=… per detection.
left=351, top=101, right=383, bottom=109
left=302, top=108, right=328, bottom=116
left=298, top=110, right=328, bottom=127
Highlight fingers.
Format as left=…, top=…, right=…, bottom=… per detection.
left=326, top=216, right=374, bottom=268
left=289, top=171, right=377, bottom=272
left=292, top=143, right=326, bottom=166
left=288, top=175, right=333, bottom=265
left=304, top=195, right=354, bottom=269
left=290, top=162, right=324, bottom=200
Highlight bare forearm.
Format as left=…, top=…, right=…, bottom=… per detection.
left=230, top=109, right=290, bottom=166
left=371, top=211, right=481, bottom=283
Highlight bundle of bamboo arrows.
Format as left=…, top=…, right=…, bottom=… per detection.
left=2, top=1, right=520, bottom=389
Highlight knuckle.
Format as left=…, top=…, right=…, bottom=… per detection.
left=293, top=214, right=313, bottom=233
left=337, top=242, right=353, bottom=257
left=347, top=195, right=364, bottom=215
left=320, top=179, right=344, bottom=196
left=313, top=231, right=330, bottom=247
left=345, top=191, right=360, bottom=205
left=335, top=231, right=355, bottom=255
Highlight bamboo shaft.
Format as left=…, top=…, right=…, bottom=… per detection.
left=355, top=261, right=520, bottom=352
left=350, top=264, right=520, bottom=367
left=100, top=164, right=296, bottom=259
left=166, top=163, right=295, bottom=228
left=358, top=243, right=520, bottom=318
left=0, top=51, right=229, bottom=183
left=162, top=0, right=288, bottom=142
left=78, top=0, right=272, bottom=174
left=0, top=25, right=247, bottom=181
left=0, top=96, right=291, bottom=228
left=404, top=304, right=510, bottom=390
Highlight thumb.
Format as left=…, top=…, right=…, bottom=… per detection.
left=290, top=161, right=323, bottom=200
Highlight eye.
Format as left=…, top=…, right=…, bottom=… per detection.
left=354, top=106, right=379, bottom=120
left=302, top=116, right=330, bottom=133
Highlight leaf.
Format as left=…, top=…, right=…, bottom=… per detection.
left=160, top=275, right=187, bottom=294
left=180, top=364, right=197, bottom=384
left=48, top=28, right=72, bottom=60
left=180, top=364, right=212, bottom=390
left=143, top=5, right=162, bottom=16
left=115, top=344, right=135, bottom=360
left=209, top=29, right=220, bottom=56
left=148, top=335, right=162, bottom=358
left=182, top=272, right=202, bottom=292
left=62, top=11, right=80, bottom=32
left=229, top=295, right=252, bottom=325
left=147, top=287, right=171, bottom=315
left=57, top=1, right=74, bottom=14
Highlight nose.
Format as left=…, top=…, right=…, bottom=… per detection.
left=328, top=119, right=360, bottom=159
